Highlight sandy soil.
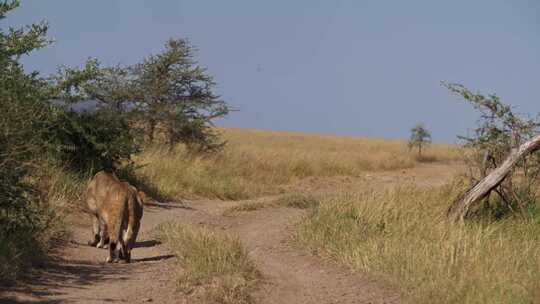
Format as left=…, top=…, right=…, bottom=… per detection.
left=1, top=163, right=462, bottom=303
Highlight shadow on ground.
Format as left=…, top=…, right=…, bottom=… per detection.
left=134, top=239, right=161, bottom=248
left=134, top=254, right=175, bottom=263
left=0, top=238, right=171, bottom=302
left=145, top=200, right=195, bottom=211
left=1, top=256, right=132, bottom=302
left=0, top=298, right=62, bottom=304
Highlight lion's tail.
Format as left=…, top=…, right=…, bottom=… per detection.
left=108, top=194, right=128, bottom=245
left=123, top=189, right=143, bottom=249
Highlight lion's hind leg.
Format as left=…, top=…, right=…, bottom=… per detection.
left=97, top=219, right=108, bottom=249
left=106, top=241, right=119, bottom=263
left=88, top=214, right=101, bottom=247
left=120, top=227, right=134, bottom=263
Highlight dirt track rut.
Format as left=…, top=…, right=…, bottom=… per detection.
left=1, top=198, right=396, bottom=304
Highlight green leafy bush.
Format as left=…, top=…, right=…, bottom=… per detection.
left=0, top=0, right=57, bottom=283
left=46, top=107, right=139, bottom=172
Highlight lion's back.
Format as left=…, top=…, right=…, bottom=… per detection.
left=85, top=171, right=125, bottom=216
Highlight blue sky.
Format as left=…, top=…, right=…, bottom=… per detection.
left=6, top=1, right=540, bottom=142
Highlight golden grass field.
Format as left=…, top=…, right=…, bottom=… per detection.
left=137, top=127, right=539, bottom=304
left=294, top=187, right=540, bottom=304
left=135, top=127, right=462, bottom=200
left=10, top=127, right=534, bottom=304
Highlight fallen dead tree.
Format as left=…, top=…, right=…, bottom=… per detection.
left=447, top=133, right=540, bottom=221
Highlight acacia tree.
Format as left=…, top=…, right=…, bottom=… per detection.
left=52, top=38, right=230, bottom=152
left=39, top=58, right=140, bottom=172
left=85, top=64, right=134, bottom=110
left=443, top=82, right=540, bottom=220
left=408, top=123, right=432, bottom=157
left=54, top=59, right=134, bottom=110
left=131, top=38, right=230, bottom=151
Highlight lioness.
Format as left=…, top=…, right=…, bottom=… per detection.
left=85, top=171, right=144, bottom=263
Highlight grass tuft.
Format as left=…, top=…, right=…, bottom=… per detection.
left=155, top=222, right=258, bottom=304
left=278, top=193, right=319, bottom=209
left=223, top=201, right=270, bottom=216
left=223, top=193, right=321, bottom=216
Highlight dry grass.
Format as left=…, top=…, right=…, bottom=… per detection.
left=155, top=222, right=259, bottom=304
left=134, top=127, right=461, bottom=200
left=294, top=184, right=540, bottom=304
left=39, top=166, right=87, bottom=211
left=277, top=192, right=320, bottom=209
left=222, top=201, right=270, bottom=216
left=223, top=193, right=320, bottom=216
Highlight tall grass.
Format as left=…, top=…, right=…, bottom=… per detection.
left=135, top=127, right=461, bottom=200
left=294, top=185, right=540, bottom=304
left=155, top=222, right=258, bottom=304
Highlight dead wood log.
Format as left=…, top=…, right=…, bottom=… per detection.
left=447, top=133, right=540, bottom=221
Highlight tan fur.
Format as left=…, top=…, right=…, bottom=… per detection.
left=85, top=171, right=120, bottom=248
left=85, top=171, right=145, bottom=263
left=120, top=184, right=144, bottom=263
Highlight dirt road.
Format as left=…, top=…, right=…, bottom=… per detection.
left=1, top=163, right=461, bottom=303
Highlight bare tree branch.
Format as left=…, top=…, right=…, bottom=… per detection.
left=447, top=133, right=540, bottom=221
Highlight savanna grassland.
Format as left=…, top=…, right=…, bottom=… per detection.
left=293, top=186, right=540, bottom=304
left=134, top=127, right=462, bottom=200
left=138, top=127, right=540, bottom=304
left=5, top=126, right=540, bottom=304
left=4, top=3, right=539, bottom=303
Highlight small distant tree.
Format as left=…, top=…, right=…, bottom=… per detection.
left=408, top=123, right=432, bottom=157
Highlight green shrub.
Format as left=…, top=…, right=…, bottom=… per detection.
left=0, top=0, right=55, bottom=282
left=46, top=106, right=139, bottom=173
